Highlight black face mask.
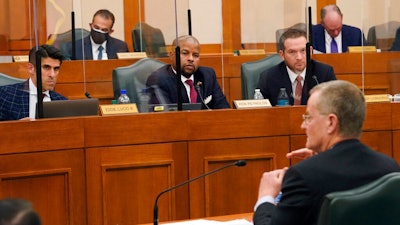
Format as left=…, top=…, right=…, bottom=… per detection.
left=90, top=28, right=108, bottom=44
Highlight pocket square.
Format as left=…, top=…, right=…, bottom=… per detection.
left=204, top=95, right=212, bottom=104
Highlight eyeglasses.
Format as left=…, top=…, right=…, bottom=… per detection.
left=302, top=114, right=312, bottom=124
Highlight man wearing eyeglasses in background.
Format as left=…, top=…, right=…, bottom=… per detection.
left=253, top=80, right=400, bottom=225
left=256, top=29, right=336, bottom=106
left=68, top=9, right=128, bottom=60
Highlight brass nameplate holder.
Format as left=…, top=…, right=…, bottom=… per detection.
left=364, top=94, right=390, bottom=103
left=100, top=103, right=139, bottom=115
left=348, top=46, right=377, bottom=53
left=13, top=55, right=29, bottom=62
left=239, top=49, right=266, bottom=55
left=233, top=99, right=272, bottom=109
left=117, top=52, right=147, bottom=59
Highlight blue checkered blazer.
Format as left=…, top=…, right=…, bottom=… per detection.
left=0, top=80, right=67, bottom=121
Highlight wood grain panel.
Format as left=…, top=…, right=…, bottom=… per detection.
left=360, top=131, right=393, bottom=158
left=85, top=142, right=188, bottom=225
left=0, top=118, right=84, bottom=154
left=392, top=103, right=400, bottom=129
left=84, top=113, right=187, bottom=147
left=187, top=136, right=290, bottom=218
left=393, top=131, right=400, bottom=164
left=0, top=149, right=86, bottom=225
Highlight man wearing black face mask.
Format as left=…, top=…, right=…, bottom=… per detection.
left=68, top=9, right=128, bottom=60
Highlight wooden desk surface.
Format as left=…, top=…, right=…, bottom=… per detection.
left=141, top=212, right=253, bottom=225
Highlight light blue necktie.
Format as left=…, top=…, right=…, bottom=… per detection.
left=97, top=46, right=104, bottom=60
left=331, top=37, right=338, bottom=53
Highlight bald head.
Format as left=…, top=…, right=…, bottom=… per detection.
left=320, top=4, right=343, bottom=38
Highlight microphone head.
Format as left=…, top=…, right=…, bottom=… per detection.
left=235, top=160, right=246, bottom=167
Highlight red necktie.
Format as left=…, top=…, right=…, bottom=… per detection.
left=294, top=76, right=303, bottom=105
left=185, top=80, right=197, bottom=103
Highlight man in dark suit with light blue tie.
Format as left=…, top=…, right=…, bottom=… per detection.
left=0, top=45, right=67, bottom=121
left=146, top=35, right=230, bottom=110
left=68, top=9, right=128, bottom=60
left=312, top=4, right=367, bottom=53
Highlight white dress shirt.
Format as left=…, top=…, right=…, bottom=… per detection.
left=29, top=78, right=50, bottom=119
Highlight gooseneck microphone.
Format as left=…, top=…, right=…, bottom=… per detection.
left=153, top=160, right=246, bottom=225
left=194, top=81, right=211, bottom=110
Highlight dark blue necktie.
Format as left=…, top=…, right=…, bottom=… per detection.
left=97, top=46, right=104, bottom=60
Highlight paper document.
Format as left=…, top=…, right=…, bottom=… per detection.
left=163, top=218, right=252, bottom=225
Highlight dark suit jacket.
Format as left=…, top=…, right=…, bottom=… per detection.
left=146, top=65, right=230, bottom=109
left=253, top=139, right=400, bottom=225
left=257, top=60, right=336, bottom=106
left=68, top=36, right=128, bottom=60
left=0, top=80, right=67, bottom=121
left=390, top=27, right=400, bottom=51
left=312, top=24, right=366, bottom=53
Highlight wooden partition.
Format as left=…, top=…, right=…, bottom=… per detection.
left=1, top=52, right=399, bottom=106
left=0, top=103, right=398, bottom=225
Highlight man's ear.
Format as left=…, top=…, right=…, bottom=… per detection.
left=27, top=63, right=35, bottom=74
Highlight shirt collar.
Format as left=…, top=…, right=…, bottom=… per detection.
left=286, top=66, right=306, bottom=85
left=171, top=66, right=194, bottom=82
left=29, top=78, right=49, bottom=97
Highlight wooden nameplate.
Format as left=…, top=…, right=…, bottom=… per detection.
left=117, top=52, right=147, bottom=59
left=364, top=94, right=390, bottom=103
left=100, top=103, right=139, bottom=115
left=233, top=99, right=272, bottom=109
left=239, top=49, right=266, bottom=55
left=348, top=46, right=377, bottom=53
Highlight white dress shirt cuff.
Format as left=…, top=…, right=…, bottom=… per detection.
left=254, top=195, right=275, bottom=212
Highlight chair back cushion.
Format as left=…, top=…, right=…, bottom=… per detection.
left=50, top=28, right=90, bottom=57
left=132, top=22, right=168, bottom=57
left=317, top=172, right=400, bottom=225
left=112, top=58, right=166, bottom=107
left=241, top=54, right=282, bottom=99
left=0, top=73, right=24, bottom=86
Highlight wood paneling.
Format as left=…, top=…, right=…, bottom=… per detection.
left=85, top=143, right=189, bottom=225
left=188, top=137, right=289, bottom=218
left=0, top=149, right=86, bottom=225
left=0, top=102, right=398, bottom=225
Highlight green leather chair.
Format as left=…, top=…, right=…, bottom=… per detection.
left=240, top=54, right=283, bottom=99
left=317, top=172, right=400, bottom=225
left=112, top=58, right=166, bottom=110
left=132, top=22, right=168, bottom=58
left=49, top=28, right=90, bottom=59
left=0, top=73, right=24, bottom=86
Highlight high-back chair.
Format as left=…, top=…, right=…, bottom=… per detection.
left=132, top=22, right=168, bottom=58
left=240, top=54, right=283, bottom=99
left=49, top=28, right=90, bottom=58
left=0, top=73, right=25, bottom=86
left=112, top=58, right=166, bottom=111
left=317, top=172, right=400, bottom=225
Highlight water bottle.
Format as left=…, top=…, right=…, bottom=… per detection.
left=139, top=88, right=150, bottom=113
left=253, top=89, right=264, bottom=100
left=117, top=89, right=131, bottom=104
left=277, top=88, right=289, bottom=106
